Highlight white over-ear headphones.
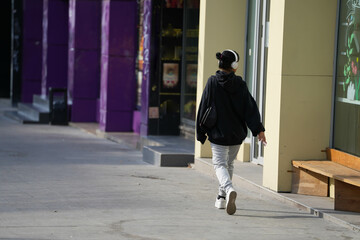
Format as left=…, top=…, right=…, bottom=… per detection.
left=225, top=49, right=239, bottom=69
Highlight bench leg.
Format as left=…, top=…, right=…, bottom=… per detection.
left=335, top=180, right=360, bottom=213
left=292, top=167, right=328, bottom=196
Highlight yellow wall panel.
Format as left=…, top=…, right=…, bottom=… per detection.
left=263, top=0, right=336, bottom=192
left=195, top=0, right=247, bottom=158
left=263, top=0, right=286, bottom=191
left=282, top=0, right=337, bottom=76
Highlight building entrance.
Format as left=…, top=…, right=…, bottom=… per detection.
left=245, top=0, right=269, bottom=165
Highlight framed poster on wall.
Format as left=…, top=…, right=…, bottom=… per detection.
left=162, top=62, right=179, bottom=89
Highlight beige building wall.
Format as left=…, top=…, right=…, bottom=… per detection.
left=195, top=0, right=247, bottom=159
left=263, top=0, right=337, bottom=191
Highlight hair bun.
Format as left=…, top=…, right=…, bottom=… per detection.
left=216, top=52, right=222, bottom=60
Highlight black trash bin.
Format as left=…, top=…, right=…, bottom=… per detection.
left=49, top=88, right=68, bottom=125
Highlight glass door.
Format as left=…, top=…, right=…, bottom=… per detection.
left=180, top=0, right=200, bottom=126
left=158, top=0, right=183, bottom=135
left=245, top=0, right=269, bottom=165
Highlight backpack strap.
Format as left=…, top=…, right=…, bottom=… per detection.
left=207, top=76, right=216, bottom=108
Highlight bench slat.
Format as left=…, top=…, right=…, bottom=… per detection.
left=326, top=148, right=360, bottom=171
left=292, top=160, right=360, bottom=187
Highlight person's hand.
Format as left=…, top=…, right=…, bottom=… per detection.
left=258, top=131, right=267, bottom=146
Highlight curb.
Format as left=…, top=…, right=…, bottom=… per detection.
left=69, top=123, right=141, bottom=149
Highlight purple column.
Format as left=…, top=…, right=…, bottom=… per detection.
left=140, top=0, right=152, bottom=136
left=68, top=0, right=101, bottom=122
left=41, top=0, right=69, bottom=97
left=21, top=0, right=43, bottom=103
left=99, top=0, right=137, bottom=132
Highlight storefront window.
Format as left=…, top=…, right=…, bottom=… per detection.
left=334, top=0, right=360, bottom=156
left=145, top=0, right=199, bottom=135
left=180, top=0, right=199, bottom=122
left=157, top=0, right=183, bottom=135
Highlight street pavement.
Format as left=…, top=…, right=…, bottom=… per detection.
left=0, top=99, right=359, bottom=240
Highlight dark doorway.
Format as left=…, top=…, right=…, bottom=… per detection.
left=0, top=1, right=12, bottom=98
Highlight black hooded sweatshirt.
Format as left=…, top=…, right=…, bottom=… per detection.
left=196, top=70, right=265, bottom=146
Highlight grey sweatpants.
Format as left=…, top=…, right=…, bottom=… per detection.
left=210, top=143, right=241, bottom=197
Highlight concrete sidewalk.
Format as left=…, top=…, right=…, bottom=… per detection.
left=0, top=99, right=359, bottom=240
left=71, top=120, right=360, bottom=233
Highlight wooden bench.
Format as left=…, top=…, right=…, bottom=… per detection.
left=291, top=148, right=360, bottom=213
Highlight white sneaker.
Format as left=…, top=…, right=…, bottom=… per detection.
left=226, top=189, right=237, bottom=215
left=214, top=195, right=226, bottom=209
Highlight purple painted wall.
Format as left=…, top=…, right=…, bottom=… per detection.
left=68, top=0, right=101, bottom=122
left=140, top=0, right=152, bottom=136
left=21, top=0, right=43, bottom=103
left=99, top=0, right=137, bottom=132
left=133, top=110, right=141, bottom=134
left=41, top=0, right=69, bottom=97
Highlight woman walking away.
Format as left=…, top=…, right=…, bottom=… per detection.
left=196, top=49, right=267, bottom=215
